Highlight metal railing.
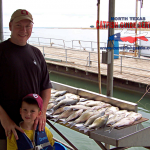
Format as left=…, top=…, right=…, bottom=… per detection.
left=32, top=44, right=150, bottom=80
left=2, top=35, right=150, bottom=81
left=28, top=37, right=102, bottom=51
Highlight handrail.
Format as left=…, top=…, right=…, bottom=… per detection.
left=2, top=35, right=150, bottom=80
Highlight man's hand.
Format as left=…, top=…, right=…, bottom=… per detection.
left=0, top=110, right=24, bottom=140
left=34, top=112, right=46, bottom=131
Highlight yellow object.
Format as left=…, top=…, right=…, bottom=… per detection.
left=7, top=126, right=54, bottom=150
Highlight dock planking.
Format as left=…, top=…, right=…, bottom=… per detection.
left=34, top=45, right=150, bottom=86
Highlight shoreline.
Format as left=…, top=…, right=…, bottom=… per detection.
left=44, top=27, right=150, bottom=31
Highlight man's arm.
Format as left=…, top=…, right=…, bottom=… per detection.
left=0, top=106, right=24, bottom=140
left=34, top=88, right=51, bottom=131
left=41, top=88, right=51, bottom=115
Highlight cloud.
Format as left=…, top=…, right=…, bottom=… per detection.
left=2, top=0, right=150, bottom=27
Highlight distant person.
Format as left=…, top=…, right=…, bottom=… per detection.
left=0, top=9, right=52, bottom=149
left=7, top=94, right=55, bottom=150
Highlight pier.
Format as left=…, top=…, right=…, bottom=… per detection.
left=31, top=43, right=150, bottom=95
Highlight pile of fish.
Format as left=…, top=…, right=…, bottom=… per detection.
left=46, top=89, right=142, bottom=133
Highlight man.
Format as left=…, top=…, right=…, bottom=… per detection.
left=0, top=9, right=52, bottom=149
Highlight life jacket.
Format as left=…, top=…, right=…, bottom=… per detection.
left=16, top=125, right=53, bottom=150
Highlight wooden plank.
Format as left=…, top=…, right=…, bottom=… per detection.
left=35, top=45, right=150, bottom=85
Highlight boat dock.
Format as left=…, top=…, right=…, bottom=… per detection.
left=33, top=44, right=150, bottom=94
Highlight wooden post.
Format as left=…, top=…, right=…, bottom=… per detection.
left=97, top=0, right=101, bottom=94
left=107, top=0, right=115, bottom=97
left=135, top=0, right=138, bottom=57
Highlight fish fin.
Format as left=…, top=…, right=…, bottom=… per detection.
left=50, top=118, right=58, bottom=122
left=47, top=109, right=54, bottom=115
left=105, top=127, right=114, bottom=133
left=70, top=122, right=76, bottom=128
left=66, top=124, right=71, bottom=127
left=60, top=120, right=67, bottom=124
left=109, top=127, right=114, bottom=133
left=78, top=126, right=86, bottom=131
left=75, top=125, right=84, bottom=129
left=84, top=128, right=90, bottom=133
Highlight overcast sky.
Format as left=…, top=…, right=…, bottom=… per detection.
left=2, top=0, right=150, bottom=27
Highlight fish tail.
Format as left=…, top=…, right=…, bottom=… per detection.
left=105, top=127, right=114, bottom=133
left=61, top=120, right=67, bottom=124
left=84, top=127, right=89, bottom=133
left=75, top=125, right=84, bottom=130
left=109, top=127, right=114, bottom=133
left=70, top=122, right=76, bottom=128
left=78, top=126, right=86, bottom=131
left=50, top=118, right=58, bottom=122
left=47, top=109, right=54, bottom=115
left=47, top=114, right=53, bottom=118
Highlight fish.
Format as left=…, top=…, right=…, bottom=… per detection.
left=106, top=113, right=126, bottom=126
left=51, top=89, right=58, bottom=94
left=79, top=98, right=89, bottom=102
left=54, top=90, right=67, bottom=97
left=64, top=105, right=90, bottom=111
left=108, top=110, right=128, bottom=119
left=50, top=94, right=57, bottom=100
left=127, top=112, right=142, bottom=121
left=55, top=95, right=66, bottom=102
left=106, top=116, right=136, bottom=133
left=83, top=114, right=109, bottom=133
left=115, top=110, right=127, bottom=114
left=77, top=100, right=95, bottom=105
left=51, top=109, right=75, bottom=122
left=52, top=106, right=66, bottom=115
left=90, top=103, right=111, bottom=110
left=61, top=109, right=84, bottom=124
left=47, top=103, right=55, bottom=110
left=112, top=117, right=135, bottom=128
left=65, top=93, right=80, bottom=100
left=85, top=100, right=102, bottom=107
left=69, top=110, right=95, bottom=128
left=49, top=97, right=56, bottom=102
left=52, top=98, right=80, bottom=113
left=105, top=106, right=119, bottom=115
left=82, top=111, right=105, bottom=127
left=76, top=101, right=89, bottom=105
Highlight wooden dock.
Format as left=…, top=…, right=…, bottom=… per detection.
left=35, top=45, right=150, bottom=86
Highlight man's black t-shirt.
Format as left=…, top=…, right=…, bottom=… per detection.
left=0, top=39, right=52, bottom=138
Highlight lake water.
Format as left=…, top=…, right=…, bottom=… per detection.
left=3, top=27, right=150, bottom=52
left=3, top=27, right=150, bottom=149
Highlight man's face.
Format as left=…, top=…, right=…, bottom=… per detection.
left=9, top=19, right=33, bottom=46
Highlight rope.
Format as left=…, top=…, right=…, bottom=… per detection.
left=136, top=84, right=150, bottom=103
